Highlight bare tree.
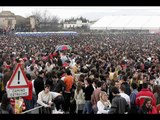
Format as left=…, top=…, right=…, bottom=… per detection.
left=31, top=9, right=60, bottom=31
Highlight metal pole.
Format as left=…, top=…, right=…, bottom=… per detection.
left=21, top=105, right=43, bottom=114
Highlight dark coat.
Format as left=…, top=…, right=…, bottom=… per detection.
left=53, top=79, right=66, bottom=93
left=34, top=76, right=44, bottom=96
left=108, top=95, right=129, bottom=114
left=121, top=82, right=131, bottom=96
left=3, top=71, right=13, bottom=90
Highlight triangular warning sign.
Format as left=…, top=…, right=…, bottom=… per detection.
left=7, top=64, right=29, bottom=89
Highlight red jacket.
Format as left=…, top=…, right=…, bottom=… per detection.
left=136, top=88, right=156, bottom=107
left=23, top=81, right=33, bottom=100
left=149, top=106, right=157, bottom=114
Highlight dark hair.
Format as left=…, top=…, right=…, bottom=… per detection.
left=85, top=77, right=92, bottom=85
left=45, top=84, right=51, bottom=89
left=131, top=83, right=138, bottom=89
left=96, top=81, right=102, bottom=88
left=154, top=85, right=160, bottom=95
left=142, top=83, right=148, bottom=89
left=94, top=72, right=99, bottom=78
left=111, top=67, right=115, bottom=72
left=111, top=86, right=120, bottom=94
left=122, top=75, right=127, bottom=81
left=30, top=66, right=34, bottom=71
left=120, top=84, right=126, bottom=92
left=66, top=69, right=72, bottom=75
left=39, top=70, right=44, bottom=75
left=142, top=98, right=152, bottom=109
left=150, top=75, right=156, bottom=80
left=76, top=83, right=82, bottom=94
left=26, top=73, right=31, bottom=81
left=45, top=72, right=52, bottom=79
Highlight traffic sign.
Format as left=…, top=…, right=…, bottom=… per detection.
left=7, top=64, right=29, bottom=98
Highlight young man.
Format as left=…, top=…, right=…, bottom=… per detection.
left=37, top=84, right=53, bottom=114
left=108, top=87, right=129, bottom=114
left=63, top=69, right=73, bottom=113
left=129, top=83, right=138, bottom=114
left=119, top=84, right=131, bottom=108
left=34, top=71, right=45, bottom=97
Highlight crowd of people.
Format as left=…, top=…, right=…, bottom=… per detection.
left=0, top=31, right=160, bottom=114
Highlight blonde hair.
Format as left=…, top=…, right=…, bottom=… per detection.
left=99, top=91, right=109, bottom=106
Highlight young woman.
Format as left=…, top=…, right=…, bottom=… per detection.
left=138, top=98, right=157, bottom=114
left=74, top=83, right=85, bottom=114
left=97, top=91, right=111, bottom=114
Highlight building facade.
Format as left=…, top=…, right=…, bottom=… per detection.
left=63, top=19, right=90, bottom=29
left=0, top=11, right=16, bottom=29
left=0, top=11, right=36, bottom=31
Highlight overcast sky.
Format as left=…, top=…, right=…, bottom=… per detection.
left=1, top=6, right=160, bottom=21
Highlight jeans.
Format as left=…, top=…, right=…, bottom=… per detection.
left=83, top=100, right=93, bottom=114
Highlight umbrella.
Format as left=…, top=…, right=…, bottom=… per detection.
left=55, top=45, right=72, bottom=51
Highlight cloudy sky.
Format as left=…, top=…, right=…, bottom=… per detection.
left=1, top=6, right=160, bottom=20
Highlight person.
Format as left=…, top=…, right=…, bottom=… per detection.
left=108, top=81, right=115, bottom=102
left=129, top=82, right=138, bottom=114
left=53, top=71, right=66, bottom=94
left=138, top=98, right=157, bottom=114
left=45, top=61, right=54, bottom=73
left=153, top=85, right=160, bottom=113
left=115, top=80, right=120, bottom=89
left=0, top=93, right=14, bottom=114
left=23, top=73, right=33, bottom=111
left=50, top=91, right=65, bottom=112
left=136, top=83, right=156, bottom=109
left=91, top=81, right=102, bottom=114
left=97, top=91, right=111, bottom=114
left=34, top=70, right=45, bottom=97
left=108, top=87, right=129, bottom=114
left=83, top=78, right=94, bottom=114
left=63, top=69, right=73, bottom=113
left=120, top=75, right=131, bottom=96
left=37, top=84, right=53, bottom=114
left=3, top=67, right=13, bottom=92
left=109, top=67, right=116, bottom=81
left=119, top=84, right=131, bottom=108
left=74, top=83, right=85, bottom=114
left=154, top=85, right=160, bottom=105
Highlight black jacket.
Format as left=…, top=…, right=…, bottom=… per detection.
left=121, top=82, right=131, bottom=96
left=34, top=76, right=45, bottom=96
left=108, top=95, right=129, bottom=114
left=53, top=79, right=65, bottom=93
left=83, top=85, right=94, bottom=101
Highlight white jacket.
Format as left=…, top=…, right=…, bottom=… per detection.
left=37, top=90, right=52, bottom=107
left=74, top=89, right=85, bottom=105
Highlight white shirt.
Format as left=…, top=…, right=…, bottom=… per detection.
left=120, top=92, right=130, bottom=106
left=155, top=78, right=160, bottom=85
left=97, top=100, right=111, bottom=114
left=45, top=64, right=54, bottom=73
left=50, top=92, right=61, bottom=99
left=61, top=76, right=65, bottom=81
left=32, top=79, right=36, bottom=94
left=37, top=91, right=52, bottom=107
